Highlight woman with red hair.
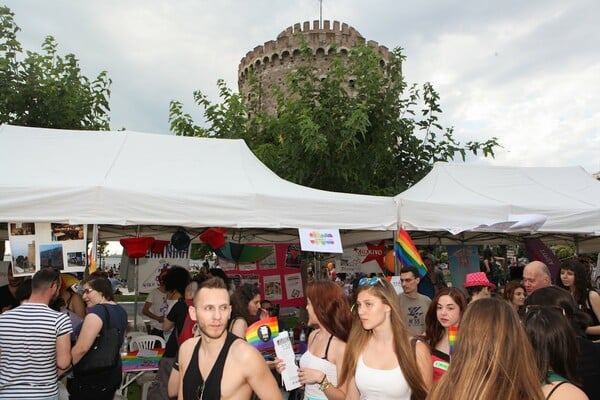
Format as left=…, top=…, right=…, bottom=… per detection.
left=276, top=280, right=352, bottom=399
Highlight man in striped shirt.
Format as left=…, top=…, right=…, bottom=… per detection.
left=0, top=268, right=72, bottom=399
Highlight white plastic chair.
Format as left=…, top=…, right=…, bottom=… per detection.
left=129, top=334, right=166, bottom=351
left=127, top=334, right=166, bottom=400
left=126, top=330, right=147, bottom=343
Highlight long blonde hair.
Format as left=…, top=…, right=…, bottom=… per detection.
left=339, top=278, right=427, bottom=400
left=428, top=298, right=544, bottom=400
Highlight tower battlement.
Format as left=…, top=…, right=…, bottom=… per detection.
left=238, top=20, right=390, bottom=114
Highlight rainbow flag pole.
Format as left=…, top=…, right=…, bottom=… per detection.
left=394, top=228, right=427, bottom=277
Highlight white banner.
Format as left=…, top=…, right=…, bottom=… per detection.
left=339, top=241, right=387, bottom=275
left=298, top=229, right=343, bottom=253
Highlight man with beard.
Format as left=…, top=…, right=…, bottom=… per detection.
left=0, top=264, right=24, bottom=313
left=0, top=268, right=72, bottom=398
left=176, top=277, right=281, bottom=400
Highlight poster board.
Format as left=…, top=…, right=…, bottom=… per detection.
left=447, top=245, right=480, bottom=287
left=339, top=240, right=390, bottom=275
left=222, top=243, right=305, bottom=308
left=8, top=222, right=87, bottom=276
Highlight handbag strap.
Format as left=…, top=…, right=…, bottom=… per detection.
left=98, top=304, right=112, bottom=334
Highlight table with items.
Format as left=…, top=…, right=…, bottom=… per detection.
left=119, top=348, right=165, bottom=393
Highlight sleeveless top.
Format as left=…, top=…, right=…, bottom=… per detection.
left=544, top=371, right=569, bottom=400
left=584, top=290, right=600, bottom=340
left=299, top=334, right=337, bottom=400
left=355, top=355, right=411, bottom=400
left=182, top=332, right=239, bottom=400
left=431, top=349, right=450, bottom=382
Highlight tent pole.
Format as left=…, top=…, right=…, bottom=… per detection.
left=87, top=224, right=99, bottom=278
left=393, top=229, right=400, bottom=275
left=133, top=226, right=141, bottom=331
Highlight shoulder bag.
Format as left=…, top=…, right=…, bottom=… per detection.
left=73, top=304, right=121, bottom=376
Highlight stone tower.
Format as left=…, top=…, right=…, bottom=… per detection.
left=238, top=20, right=391, bottom=115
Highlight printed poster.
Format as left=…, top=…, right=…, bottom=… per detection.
left=263, top=275, right=282, bottom=301
left=447, top=245, right=480, bottom=288
left=257, top=245, right=276, bottom=270
left=8, top=222, right=87, bottom=276
left=284, top=273, right=303, bottom=300
left=284, top=244, right=302, bottom=269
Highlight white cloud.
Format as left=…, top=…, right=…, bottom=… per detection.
left=3, top=0, right=599, bottom=173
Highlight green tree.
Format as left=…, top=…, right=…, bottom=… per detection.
left=170, top=40, right=499, bottom=195
left=554, top=245, right=574, bottom=260
left=0, top=6, right=111, bottom=130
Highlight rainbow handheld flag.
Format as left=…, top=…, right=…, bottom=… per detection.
left=394, top=228, right=427, bottom=277
left=245, top=316, right=279, bottom=351
left=448, top=325, right=458, bottom=356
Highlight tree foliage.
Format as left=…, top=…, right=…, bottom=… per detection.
left=170, top=39, right=499, bottom=195
left=0, top=6, right=111, bottom=130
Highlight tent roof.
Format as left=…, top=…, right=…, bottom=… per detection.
left=395, top=162, right=600, bottom=235
left=0, top=125, right=397, bottom=230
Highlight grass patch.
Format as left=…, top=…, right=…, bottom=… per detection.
left=115, top=294, right=147, bottom=302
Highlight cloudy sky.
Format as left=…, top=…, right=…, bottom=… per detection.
left=4, top=0, right=600, bottom=174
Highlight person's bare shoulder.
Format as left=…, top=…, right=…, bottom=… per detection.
left=178, top=336, right=200, bottom=365
left=229, top=338, right=262, bottom=362
left=544, top=382, right=589, bottom=400
left=328, top=336, right=346, bottom=364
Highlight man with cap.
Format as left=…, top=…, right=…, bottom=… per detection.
left=463, top=272, right=496, bottom=303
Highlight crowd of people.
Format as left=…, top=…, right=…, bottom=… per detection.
left=0, top=255, right=599, bottom=400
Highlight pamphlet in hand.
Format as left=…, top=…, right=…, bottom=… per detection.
left=273, top=331, right=302, bottom=391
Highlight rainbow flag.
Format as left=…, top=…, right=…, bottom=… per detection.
left=394, top=228, right=427, bottom=277
left=448, top=325, right=458, bottom=356
left=245, top=316, right=279, bottom=351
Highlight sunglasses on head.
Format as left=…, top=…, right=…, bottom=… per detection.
left=358, top=277, right=385, bottom=287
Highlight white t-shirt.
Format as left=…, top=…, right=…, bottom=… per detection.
left=145, top=287, right=167, bottom=330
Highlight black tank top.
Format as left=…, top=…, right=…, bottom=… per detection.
left=182, top=331, right=239, bottom=400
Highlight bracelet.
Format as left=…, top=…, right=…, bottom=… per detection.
left=319, top=375, right=331, bottom=391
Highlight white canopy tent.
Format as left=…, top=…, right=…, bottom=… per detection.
left=395, top=162, right=600, bottom=251
left=0, top=124, right=397, bottom=233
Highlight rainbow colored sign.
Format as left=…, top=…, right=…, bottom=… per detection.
left=298, top=228, right=343, bottom=253
left=245, top=316, right=279, bottom=351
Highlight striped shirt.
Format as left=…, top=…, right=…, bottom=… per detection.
left=0, top=302, right=72, bottom=399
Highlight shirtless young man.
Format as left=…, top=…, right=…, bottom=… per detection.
left=177, top=277, right=282, bottom=400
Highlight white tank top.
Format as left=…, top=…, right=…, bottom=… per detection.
left=355, top=355, right=411, bottom=400
left=299, top=349, right=338, bottom=400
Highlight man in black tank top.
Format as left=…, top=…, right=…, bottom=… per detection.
left=176, top=277, right=282, bottom=399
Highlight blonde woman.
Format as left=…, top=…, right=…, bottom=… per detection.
left=339, top=277, right=431, bottom=400
left=428, top=298, right=544, bottom=400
